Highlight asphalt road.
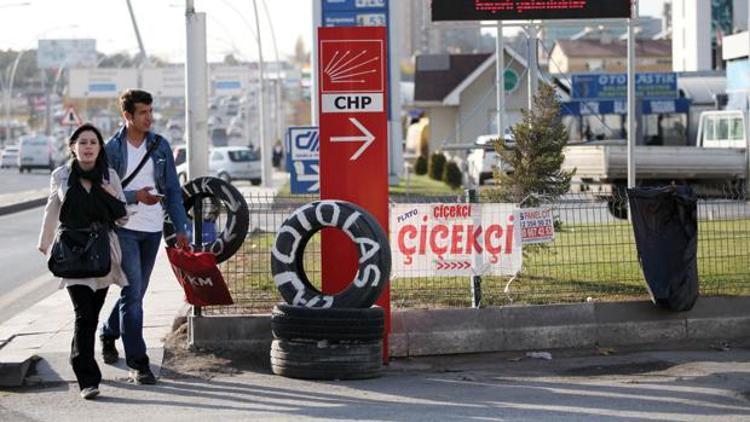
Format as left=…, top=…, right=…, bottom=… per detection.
left=0, top=346, right=748, bottom=421
left=0, top=167, right=51, bottom=195
left=0, top=207, right=57, bottom=324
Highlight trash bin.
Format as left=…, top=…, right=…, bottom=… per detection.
left=627, top=185, right=698, bottom=311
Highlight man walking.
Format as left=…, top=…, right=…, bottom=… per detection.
left=101, top=89, right=189, bottom=384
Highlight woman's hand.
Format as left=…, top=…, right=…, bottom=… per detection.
left=38, top=246, right=47, bottom=254
left=101, top=183, right=118, bottom=197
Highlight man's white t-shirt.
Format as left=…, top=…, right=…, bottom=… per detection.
left=123, top=140, right=164, bottom=233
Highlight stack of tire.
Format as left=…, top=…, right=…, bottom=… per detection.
left=270, top=200, right=391, bottom=380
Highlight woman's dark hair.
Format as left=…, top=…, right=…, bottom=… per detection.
left=68, top=122, right=109, bottom=172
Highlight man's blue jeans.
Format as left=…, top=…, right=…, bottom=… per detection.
left=101, top=228, right=161, bottom=367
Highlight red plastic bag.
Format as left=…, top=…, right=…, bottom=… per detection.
left=165, top=247, right=234, bottom=306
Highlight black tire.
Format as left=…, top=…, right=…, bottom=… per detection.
left=271, top=200, right=391, bottom=309
left=218, top=172, right=232, bottom=183
left=251, top=178, right=261, bottom=186
left=271, top=304, right=384, bottom=342
left=163, top=176, right=249, bottom=263
left=270, top=339, right=382, bottom=380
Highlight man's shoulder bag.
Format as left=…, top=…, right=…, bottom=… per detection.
left=48, top=224, right=111, bottom=279
left=121, top=137, right=160, bottom=189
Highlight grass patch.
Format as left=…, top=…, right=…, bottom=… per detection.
left=390, top=174, right=461, bottom=196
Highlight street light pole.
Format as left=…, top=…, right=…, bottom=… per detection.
left=251, top=0, right=271, bottom=187
left=5, top=50, right=27, bottom=145
left=261, top=0, right=284, bottom=143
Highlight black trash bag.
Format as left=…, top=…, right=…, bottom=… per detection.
left=627, top=185, right=699, bottom=311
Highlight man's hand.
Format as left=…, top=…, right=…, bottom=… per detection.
left=135, top=186, right=161, bottom=205
left=175, top=232, right=190, bottom=250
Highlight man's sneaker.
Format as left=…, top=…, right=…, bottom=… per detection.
left=100, top=335, right=118, bottom=364
left=129, top=366, right=156, bottom=385
left=80, top=386, right=100, bottom=400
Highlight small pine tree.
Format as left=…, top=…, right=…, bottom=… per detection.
left=485, top=83, right=575, bottom=207
left=442, top=160, right=463, bottom=189
left=414, top=155, right=428, bottom=175
left=428, top=152, right=446, bottom=181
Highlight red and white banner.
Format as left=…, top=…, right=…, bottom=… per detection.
left=390, top=203, right=522, bottom=277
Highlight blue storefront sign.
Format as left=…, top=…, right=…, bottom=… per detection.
left=322, top=0, right=388, bottom=27
left=561, top=98, right=692, bottom=117
left=286, top=126, right=320, bottom=194
left=571, top=72, right=678, bottom=100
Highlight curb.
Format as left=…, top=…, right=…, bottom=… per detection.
left=0, top=197, right=46, bottom=217
left=188, top=296, right=750, bottom=357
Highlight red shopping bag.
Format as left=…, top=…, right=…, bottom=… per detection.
left=165, top=247, right=234, bottom=306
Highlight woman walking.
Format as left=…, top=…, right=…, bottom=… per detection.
left=37, top=123, right=128, bottom=400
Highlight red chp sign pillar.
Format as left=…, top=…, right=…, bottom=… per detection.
left=317, top=26, right=390, bottom=360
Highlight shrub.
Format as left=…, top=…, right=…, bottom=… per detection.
left=442, top=160, right=462, bottom=189
left=428, top=152, right=446, bottom=181
left=414, top=155, right=428, bottom=175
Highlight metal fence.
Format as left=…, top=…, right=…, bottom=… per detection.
left=203, top=186, right=750, bottom=315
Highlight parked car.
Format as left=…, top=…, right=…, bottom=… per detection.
left=17, top=134, right=58, bottom=172
left=176, top=146, right=261, bottom=185
left=466, top=134, right=514, bottom=185
left=173, top=144, right=186, bottom=167
left=1, top=145, right=19, bottom=168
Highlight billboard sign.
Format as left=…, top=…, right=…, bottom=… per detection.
left=571, top=72, right=678, bottom=100
left=143, top=67, right=185, bottom=98
left=209, top=65, right=252, bottom=96
left=68, top=68, right=138, bottom=99
left=390, top=203, right=522, bottom=277
left=431, top=0, right=632, bottom=21
left=37, top=39, right=97, bottom=69
left=286, top=126, right=320, bottom=194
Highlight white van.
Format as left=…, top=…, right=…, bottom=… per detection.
left=697, top=110, right=747, bottom=148
left=17, top=135, right=57, bottom=173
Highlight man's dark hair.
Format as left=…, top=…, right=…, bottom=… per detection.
left=119, top=89, right=153, bottom=115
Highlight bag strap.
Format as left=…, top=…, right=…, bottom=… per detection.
left=121, top=137, right=160, bottom=188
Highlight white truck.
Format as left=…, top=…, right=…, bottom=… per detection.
left=563, top=110, right=749, bottom=218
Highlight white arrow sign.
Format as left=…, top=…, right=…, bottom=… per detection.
left=331, top=117, right=375, bottom=161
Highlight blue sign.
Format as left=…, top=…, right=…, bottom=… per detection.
left=560, top=98, right=691, bottom=117
left=323, top=0, right=386, bottom=12
left=286, top=126, right=320, bottom=194
left=571, top=73, right=678, bottom=100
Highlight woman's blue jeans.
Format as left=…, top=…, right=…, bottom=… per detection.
left=101, top=227, right=162, bottom=367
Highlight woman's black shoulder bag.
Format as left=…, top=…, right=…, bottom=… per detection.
left=48, top=223, right=111, bottom=279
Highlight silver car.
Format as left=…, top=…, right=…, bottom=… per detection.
left=177, top=146, right=262, bottom=185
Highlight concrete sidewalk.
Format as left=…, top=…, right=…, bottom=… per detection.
left=0, top=246, right=186, bottom=386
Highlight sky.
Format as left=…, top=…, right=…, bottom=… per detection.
left=0, top=0, right=665, bottom=64
left=0, top=0, right=314, bottom=63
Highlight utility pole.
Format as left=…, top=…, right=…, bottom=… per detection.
left=252, top=0, right=271, bottom=187
left=185, top=0, right=209, bottom=179
left=627, top=0, right=638, bottom=190
left=527, top=24, right=538, bottom=111
left=496, top=21, right=505, bottom=138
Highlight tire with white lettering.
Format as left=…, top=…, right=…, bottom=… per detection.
left=271, top=200, right=390, bottom=309
left=271, top=304, right=384, bottom=342
left=163, top=177, right=249, bottom=263
left=270, top=339, right=382, bottom=380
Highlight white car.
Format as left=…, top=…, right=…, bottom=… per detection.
left=17, top=135, right=59, bottom=173
left=177, top=146, right=261, bottom=185
left=1, top=146, right=19, bottom=169
left=466, top=134, right=514, bottom=185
